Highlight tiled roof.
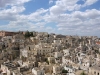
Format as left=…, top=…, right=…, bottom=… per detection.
left=96, top=42, right=100, bottom=44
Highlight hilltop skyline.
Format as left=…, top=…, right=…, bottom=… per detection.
left=0, top=0, right=100, bottom=37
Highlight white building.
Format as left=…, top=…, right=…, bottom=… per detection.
left=32, top=67, right=45, bottom=75
left=64, top=66, right=74, bottom=73
left=12, top=34, right=25, bottom=43
left=53, top=39, right=61, bottom=44
left=53, top=65, right=61, bottom=74
left=34, top=44, right=53, bottom=55
left=62, top=56, right=72, bottom=65
left=80, top=58, right=90, bottom=70
left=1, top=36, right=13, bottom=41
left=89, top=65, right=100, bottom=75
left=54, top=52, right=62, bottom=58
left=63, top=49, right=70, bottom=56
left=20, top=49, right=28, bottom=58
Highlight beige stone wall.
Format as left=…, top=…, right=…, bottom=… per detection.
left=89, top=68, right=100, bottom=75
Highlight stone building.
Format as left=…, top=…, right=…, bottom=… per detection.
left=89, top=65, right=100, bottom=75
left=53, top=64, right=61, bottom=74
left=32, top=67, right=45, bottom=75
left=0, top=31, right=17, bottom=37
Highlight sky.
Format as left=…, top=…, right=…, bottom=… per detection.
left=0, top=0, right=100, bottom=37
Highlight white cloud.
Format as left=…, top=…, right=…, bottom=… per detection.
left=49, top=0, right=81, bottom=15
left=83, top=0, right=98, bottom=6
left=50, top=5, right=65, bottom=15
left=39, top=7, right=100, bottom=35
left=0, top=0, right=30, bottom=8
left=49, top=0, right=53, bottom=4
left=0, top=6, right=25, bottom=21
left=56, top=0, right=81, bottom=11
left=28, top=8, right=48, bottom=21
left=0, top=8, right=48, bottom=31
left=45, top=8, right=100, bottom=35
left=49, top=0, right=99, bottom=16
left=72, top=9, right=100, bottom=20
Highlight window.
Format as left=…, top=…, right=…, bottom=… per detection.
left=29, top=47, right=30, bottom=50
left=98, top=73, right=99, bottom=75
left=94, top=71, right=96, bottom=74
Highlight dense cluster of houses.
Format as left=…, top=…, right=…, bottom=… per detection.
left=0, top=31, right=100, bottom=75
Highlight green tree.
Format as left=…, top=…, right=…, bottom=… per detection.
left=30, top=32, right=33, bottom=36
left=24, top=31, right=34, bottom=38
left=80, top=71, right=86, bottom=75
left=95, top=50, right=99, bottom=53
left=44, top=58, right=49, bottom=64
left=24, top=31, right=30, bottom=38
left=62, top=69, right=68, bottom=73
